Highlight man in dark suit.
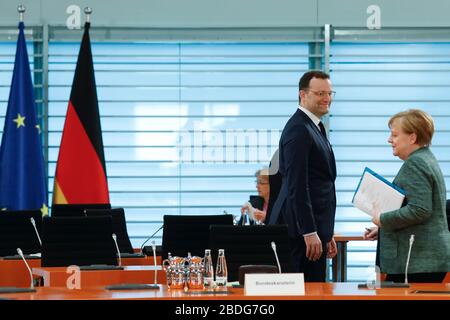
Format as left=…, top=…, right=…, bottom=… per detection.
left=268, top=70, right=337, bottom=281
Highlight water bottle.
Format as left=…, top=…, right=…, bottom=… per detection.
left=243, top=213, right=250, bottom=226
left=215, top=249, right=228, bottom=289
left=203, top=249, right=214, bottom=290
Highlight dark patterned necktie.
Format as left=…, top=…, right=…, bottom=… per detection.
left=319, top=121, right=333, bottom=153
left=318, top=121, right=327, bottom=139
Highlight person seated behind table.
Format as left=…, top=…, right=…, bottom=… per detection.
left=238, top=168, right=270, bottom=225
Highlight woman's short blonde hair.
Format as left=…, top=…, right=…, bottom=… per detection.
left=388, top=109, right=434, bottom=146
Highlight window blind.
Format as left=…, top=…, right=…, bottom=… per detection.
left=330, top=41, right=450, bottom=281
left=47, top=41, right=310, bottom=247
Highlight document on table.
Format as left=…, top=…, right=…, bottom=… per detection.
left=352, top=167, right=406, bottom=217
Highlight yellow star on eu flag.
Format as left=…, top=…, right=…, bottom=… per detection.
left=13, top=113, right=26, bottom=128
left=40, top=203, right=49, bottom=216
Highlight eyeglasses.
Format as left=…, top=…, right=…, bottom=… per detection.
left=305, top=89, right=336, bottom=99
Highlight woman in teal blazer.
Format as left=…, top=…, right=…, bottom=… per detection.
left=365, top=109, right=450, bottom=283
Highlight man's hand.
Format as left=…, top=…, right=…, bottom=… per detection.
left=304, top=233, right=322, bottom=261
left=326, top=238, right=337, bottom=259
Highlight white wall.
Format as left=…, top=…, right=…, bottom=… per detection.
left=0, top=0, right=449, bottom=28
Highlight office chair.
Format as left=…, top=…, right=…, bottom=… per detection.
left=446, top=199, right=450, bottom=231
left=84, top=208, right=134, bottom=254
left=209, top=224, right=292, bottom=282
left=51, top=203, right=111, bottom=217
left=161, top=214, right=234, bottom=260
left=238, top=265, right=278, bottom=285
left=0, top=210, right=42, bottom=256
left=41, top=215, right=118, bottom=267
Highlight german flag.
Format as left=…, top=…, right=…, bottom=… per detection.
left=52, top=22, right=110, bottom=205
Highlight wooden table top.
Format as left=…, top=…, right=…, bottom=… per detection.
left=333, top=234, right=366, bottom=242
left=1, top=282, right=449, bottom=300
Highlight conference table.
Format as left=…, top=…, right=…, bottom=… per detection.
left=0, top=255, right=161, bottom=287
left=32, top=265, right=163, bottom=287
left=0, top=257, right=42, bottom=288
left=0, top=282, right=449, bottom=300
left=1, top=235, right=365, bottom=288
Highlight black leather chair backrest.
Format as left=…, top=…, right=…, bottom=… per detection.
left=41, top=215, right=117, bottom=267
left=238, top=265, right=279, bottom=285
left=209, top=224, right=292, bottom=282
left=84, top=208, right=134, bottom=254
left=162, top=214, right=234, bottom=260
left=0, top=210, right=42, bottom=256
left=51, top=203, right=111, bottom=217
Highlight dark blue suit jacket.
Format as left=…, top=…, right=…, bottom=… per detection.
left=268, top=109, right=337, bottom=242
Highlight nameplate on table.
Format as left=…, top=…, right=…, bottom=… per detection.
left=244, top=273, right=305, bottom=296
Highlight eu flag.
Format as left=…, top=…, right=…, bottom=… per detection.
left=0, top=22, right=48, bottom=214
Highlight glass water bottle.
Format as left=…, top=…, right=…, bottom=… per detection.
left=203, top=249, right=214, bottom=290
left=215, top=249, right=228, bottom=289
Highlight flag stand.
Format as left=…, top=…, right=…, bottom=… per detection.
left=18, top=4, right=25, bottom=22
left=84, top=7, right=92, bottom=23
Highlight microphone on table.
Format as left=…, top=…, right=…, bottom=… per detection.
left=0, top=249, right=37, bottom=293
left=17, top=248, right=35, bottom=290
left=104, top=240, right=160, bottom=290
left=112, top=233, right=122, bottom=267
left=147, top=240, right=160, bottom=290
left=140, top=224, right=164, bottom=255
left=81, top=234, right=124, bottom=271
left=271, top=241, right=282, bottom=273
left=404, top=234, right=415, bottom=285
left=30, top=217, right=42, bottom=246
left=359, top=233, right=413, bottom=289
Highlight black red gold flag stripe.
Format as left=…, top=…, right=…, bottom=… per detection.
left=53, top=22, right=110, bottom=205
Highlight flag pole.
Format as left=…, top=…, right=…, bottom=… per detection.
left=84, top=7, right=92, bottom=23
left=18, top=4, right=26, bottom=22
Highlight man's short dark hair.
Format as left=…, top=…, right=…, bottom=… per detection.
left=298, top=70, right=330, bottom=91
